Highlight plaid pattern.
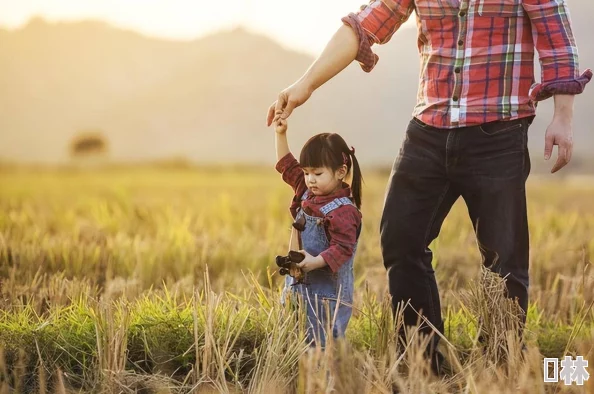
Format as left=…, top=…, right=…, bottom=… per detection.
left=342, top=0, right=592, bottom=128
left=320, top=197, right=357, bottom=216
left=276, top=153, right=362, bottom=273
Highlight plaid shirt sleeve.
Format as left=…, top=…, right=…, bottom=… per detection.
left=275, top=152, right=307, bottom=218
left=523, top=0, right=592, bottom=101
left=342, top=0, right=415, bottom=72
left=320, top=206, right=362, bottom=273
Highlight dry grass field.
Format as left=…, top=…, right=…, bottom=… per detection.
left=0, top=167, right=592, bottom=393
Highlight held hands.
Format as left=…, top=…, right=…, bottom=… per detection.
left=544, top=116, right=573, bottom=174
left=295, top=250, right=328, bottom=273
left=266, top=80, right=313, bottom=127
left=274, top=110, right=287, bottom=134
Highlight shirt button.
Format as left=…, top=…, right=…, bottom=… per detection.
left=458, top=39, right=464, bottom=46
left=453, top=96, right=459, bottom=102
left=455, top=67, right=461, bottom=73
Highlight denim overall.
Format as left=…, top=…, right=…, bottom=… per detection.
left=282, top=191, right=360, bottom=348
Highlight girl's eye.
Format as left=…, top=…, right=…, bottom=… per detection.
left=315, top=173, right=322, bottom=176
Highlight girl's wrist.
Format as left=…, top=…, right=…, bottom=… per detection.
left=315, top=255, right=327, bottom=268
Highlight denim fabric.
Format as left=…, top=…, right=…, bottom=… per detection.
left=282, top=197, right=358, bottom=348
left=381, top=116, right=534, bottom=356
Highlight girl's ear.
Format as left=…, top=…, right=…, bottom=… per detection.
left=336, top=165, right=347, bottom=180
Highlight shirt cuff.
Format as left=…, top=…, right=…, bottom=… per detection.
left=341, top=13, right=379, bottom=73
left=529, top=69, right=593, bottom=102
left=275, top=152, right=297, bottom=174
left=320, top=249, right=344, bottom=273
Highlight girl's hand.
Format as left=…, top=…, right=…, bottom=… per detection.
left=274, top=110, right=288, bottom=134
left=295, top=250, right=327, bottom=273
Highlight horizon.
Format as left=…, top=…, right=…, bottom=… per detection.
left=0, top=0, right=415, bottom=57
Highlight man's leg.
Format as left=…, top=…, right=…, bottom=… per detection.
left=381, top=119, right=460, bottom=365
left=457, top=117, right=532, bottom=326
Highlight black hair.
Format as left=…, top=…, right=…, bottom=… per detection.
left=299, top=133, right=363, bottom=209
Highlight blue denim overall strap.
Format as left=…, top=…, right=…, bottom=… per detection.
left=281, top=191, right=359, bottom=347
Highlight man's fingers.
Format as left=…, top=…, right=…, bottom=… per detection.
left=551, top=145, right=570, bottom=174
left=275, top=94, right=287, bottom=118
left=282, top=100, right=296, bottom=120
left=544, top=133, right=554, bottom=160
left=266, top=102, right=277, bottom=127
left=267, top=94, right=287, bottom=127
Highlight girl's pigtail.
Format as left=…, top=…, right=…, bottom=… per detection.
left=349, top=146, right=363, bottom=209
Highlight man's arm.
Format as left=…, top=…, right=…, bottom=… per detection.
left=523, top=0, right=591, bottom=102
left=266, top=25, right=359, bottom=126
left=522, top=0, right=592, bottom=173
left=266, top=0, right=415, bottom=126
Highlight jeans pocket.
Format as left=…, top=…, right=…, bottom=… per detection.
left=411, top=117, right=431, bottom=129
left=305, top=268, right=338, bottom=298
left=479, top=120, right=523, bottom=136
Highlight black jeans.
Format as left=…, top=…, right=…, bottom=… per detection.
left=381, top=116, right=533, bottom=352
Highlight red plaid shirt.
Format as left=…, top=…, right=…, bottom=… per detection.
left=276, top=153, right=362, bottom=273
left=342, top=0, right=592, bottom=128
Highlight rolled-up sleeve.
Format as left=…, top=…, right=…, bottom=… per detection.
left=342, top=0, right=415, bottom=72
left=523, top=0, right=592, bottom=101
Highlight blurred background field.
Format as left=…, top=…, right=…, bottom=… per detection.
left=0, top=166, right=593, bottom=392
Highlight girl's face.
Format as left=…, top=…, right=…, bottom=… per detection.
left=302, top=165, right=347, bottom=196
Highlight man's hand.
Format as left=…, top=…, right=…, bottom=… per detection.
left=295, top=250, right=328, bottom=273
left=266, top=80, right=313, bottom=127
left=545, top=95, right=575, bottom=174
left=544, top=118, right=573, bottom=173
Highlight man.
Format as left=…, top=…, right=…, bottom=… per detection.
left=266, top=0, right=591, bottom=374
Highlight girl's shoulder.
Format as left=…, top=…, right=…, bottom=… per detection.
left=322, top=200, right=362, bottom=222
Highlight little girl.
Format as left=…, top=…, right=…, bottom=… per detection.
left=273, top=112, right=363, bottom=347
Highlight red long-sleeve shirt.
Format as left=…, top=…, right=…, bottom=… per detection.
left=342, top=0, right=592, bottom=128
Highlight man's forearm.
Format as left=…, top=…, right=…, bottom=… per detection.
left=553, top=95, right=575, bottom=122
left=299, top=25, right=359, bottom=92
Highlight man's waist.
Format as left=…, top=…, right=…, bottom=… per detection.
left=414, top=107, right=536, bottom=129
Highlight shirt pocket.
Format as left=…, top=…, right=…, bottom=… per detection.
left=475, top=0, right=521, bottom=17
left=415, top=0, right=446, bottom=19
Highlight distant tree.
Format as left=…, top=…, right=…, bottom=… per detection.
left=70, top=131, right=109, bottom=159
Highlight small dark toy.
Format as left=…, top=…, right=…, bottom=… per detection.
left=275, top=250, right=306, bottom=284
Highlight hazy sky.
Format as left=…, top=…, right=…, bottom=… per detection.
left=0, top=0, right=415, bottom=55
